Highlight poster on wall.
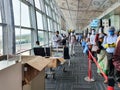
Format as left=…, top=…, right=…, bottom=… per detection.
left=102, top=19, right=109, bottom=27
left=102, top=19, right=110, bottom=33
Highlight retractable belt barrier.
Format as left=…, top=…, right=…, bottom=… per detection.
left=88, top=50, right=108, bottom=80
left=85, top=50, right=115, bottom=90
left=84, top=50, right=108, bottom=82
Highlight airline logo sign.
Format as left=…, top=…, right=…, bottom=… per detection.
left=90, top=19, right=99, bottom=27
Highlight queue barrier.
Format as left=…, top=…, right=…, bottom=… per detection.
left=84, top=50, right=114, bottom=90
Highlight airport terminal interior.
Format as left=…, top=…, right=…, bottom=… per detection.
left=1, top=0, right=120, bottom=90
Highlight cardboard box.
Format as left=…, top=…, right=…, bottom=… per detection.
left=0, top=55, right=51, bottom=90
left=47, top=57, right=66, bottom=68
left=21, top=56, right=50, bottom=90
left=0, top=62, right=22, bottom=90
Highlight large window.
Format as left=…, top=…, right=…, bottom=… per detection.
left=49, top=32, right=53, bottom=43
left=40, top=0, right=45, bottom=12
left=48, top=6, right=52, bottom=17
left=12, top=0, right=30, bottom=27
left=45, top=5, right=49, bottom=15
left=47, top=18, right=50, bottom=31
left=50, top=1, right=53, bottom=9
left=0, top=26, right=3, bottom=55
left=47, top=19, right=53, bottom=31
left=0, top=9, right=2, bottom=23
left=36, top=11, right=43, bottom=29
left=34, top=0, right=41, bottom=10
left=38, top=31, right=44, bottom=46
left=45, top=0, right=49, bottom=4
left=15, top=28, right=31, bottom=53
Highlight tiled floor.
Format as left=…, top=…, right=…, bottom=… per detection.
left=45, top=45, right=120, bottom=90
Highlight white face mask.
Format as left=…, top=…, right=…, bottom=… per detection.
left=98, top=28, right=102, bottom=34
left=92, top=30, right=95, bottom=35
left=71, top=33, right=74, bottom=35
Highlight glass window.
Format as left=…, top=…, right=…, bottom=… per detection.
left=54, top=13, right=56, bottom=21
left=53, top=22, right=57, bottom=31
left=40, top=0, right=45, bottom=12
left=52, top=11, right=55, bottom=20
left=34, top=0, right=41, bottom=10
left=45, top=0, right=49, bottom=4
left=0, top=9, right=2, bottom=23
left=50, top=19, right=53, bottom=31
left=45, top=5, right=48, bottom=15
left=47, top=18, right=50, bottom=31
left=42, top=15, right=47, bottom=30
left=44, top=31, right=48, bottom=45
left=12, top=0, right=30, bottom=27
left=56, top=15, right=58, bottom=23
left=49, top=32, right=53, bottom=43
left=15, top=28, right=31, bottom=53
left=38, top=31, right=44, bottom=46
left=36, top=11, right=43, bottom=29
left=51, top=20, right=54, bottom=32
left=48, top=6, right=51, bottom=17
left=50, top=1, right=53, bottom=9
left=0, top=26, right=3, bottom=55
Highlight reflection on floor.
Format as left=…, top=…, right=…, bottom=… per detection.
left=45, top=45, right=120, bottom=90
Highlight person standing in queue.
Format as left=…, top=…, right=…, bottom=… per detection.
left=102, top=26, right=117, bottom=85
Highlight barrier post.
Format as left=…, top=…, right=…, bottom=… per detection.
left=107, top=86, right=114, bottom=90
left=84, top=51, right=95, bottom=82
left=107, top=78, right=115, bottom=90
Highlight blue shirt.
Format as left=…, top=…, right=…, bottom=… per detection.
left=82, top=41, right=86, bottom=47
left=78, top=35, right=82, bottom=41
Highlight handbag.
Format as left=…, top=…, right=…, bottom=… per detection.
left=113, top=60, right=120, bottom=71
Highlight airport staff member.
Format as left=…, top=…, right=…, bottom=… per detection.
left=53, top=31, right=62, bottom=47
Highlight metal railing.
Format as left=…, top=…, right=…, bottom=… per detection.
left=16, top=43, right=52, bottom=55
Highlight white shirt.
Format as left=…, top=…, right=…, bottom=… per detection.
left=53, top=35, right=62, bottom=47
left=90, top=34, right=96, bottom=45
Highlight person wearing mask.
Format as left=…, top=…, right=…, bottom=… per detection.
left=69, top=32, right=76, bottom=56
left=77, top=34, right=83, bottom=45
left=96, top=35, right=108, bottom=77
left=102, top=26, right=117, bottom=84
left=90, top=29, right=96, bottom=45
left=90, top=29, right=97, bottom=58
left=53, top=31, right=62, bottom=47
left=61, top=34, right=67, bottom=47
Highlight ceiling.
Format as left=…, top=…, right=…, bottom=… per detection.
left=55, top=0, right=118, bottom=30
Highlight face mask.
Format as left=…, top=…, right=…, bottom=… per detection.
left=109, top=31, right=114, bottom=36
left=98, top=28, right=102, bottom=34
left=71, top=33, right=74, bottom=35
left=92, top=31, right=95, bottom=35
